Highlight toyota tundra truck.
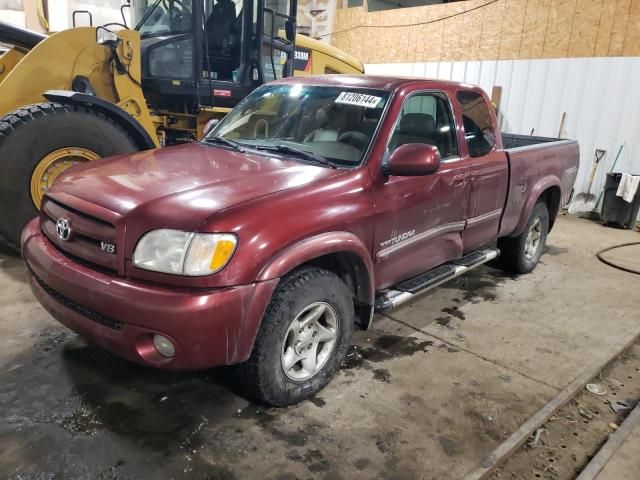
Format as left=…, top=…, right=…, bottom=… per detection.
left=22, top=75, right=579, bottom=406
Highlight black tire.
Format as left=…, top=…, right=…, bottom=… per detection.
left=239, top=266, right=354, bottom=406
left=498, top=201, right=549, bottom=274
left=0, top=102, right=139, bottom=253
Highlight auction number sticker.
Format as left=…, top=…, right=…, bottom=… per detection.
left=335, top=92, right=382, bottom=108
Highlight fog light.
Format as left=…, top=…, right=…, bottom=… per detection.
left=153, top=334, right=175, bottom=358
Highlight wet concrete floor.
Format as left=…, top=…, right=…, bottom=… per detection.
left=1, top=215, right=639, bottom=479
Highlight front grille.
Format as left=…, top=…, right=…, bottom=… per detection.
left=33, top=272, right=123, bottom=331
left=40, top=198, right=118, bottom=273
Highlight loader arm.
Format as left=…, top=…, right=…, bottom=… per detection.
left=0, top=25, right=158, bottom=148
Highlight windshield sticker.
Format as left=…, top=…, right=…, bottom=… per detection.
left=335, top=92, right=383, bottom=108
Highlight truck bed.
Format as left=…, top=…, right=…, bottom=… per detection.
left=498, top=134, right=580, bottom=238
left=501, top=132, right=564, bottom=150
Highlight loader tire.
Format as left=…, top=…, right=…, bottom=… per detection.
left=0, top=102, right=139, bottom=254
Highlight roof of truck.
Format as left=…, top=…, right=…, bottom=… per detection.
left=273, top=74, right=476, bottom=91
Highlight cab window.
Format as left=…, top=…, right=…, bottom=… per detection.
left=457, top=91, right=496, bottom=158
left=389, top=93, right=458, bottom=159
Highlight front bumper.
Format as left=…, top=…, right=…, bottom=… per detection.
left=22, top=218, right=278, bottom=370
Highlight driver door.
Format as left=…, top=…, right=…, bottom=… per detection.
left=372, top=92, right=472, bottom=289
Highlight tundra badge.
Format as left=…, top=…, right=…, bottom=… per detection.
left=380, top=230, right=416, bottom=248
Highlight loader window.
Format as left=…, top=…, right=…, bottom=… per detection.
left=261, top=0, right=295, bottom=81
left=135, top=0, right=193, bottom=37
left=203, top=0, right=243, bottom=81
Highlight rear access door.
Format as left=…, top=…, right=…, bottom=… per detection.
left=455, top=89, right=509, bottom=252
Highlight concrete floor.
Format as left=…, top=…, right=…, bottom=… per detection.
left=1, top=214, right=639, bottom=479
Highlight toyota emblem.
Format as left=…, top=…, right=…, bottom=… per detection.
left=56, top=218, right=72, bottom=241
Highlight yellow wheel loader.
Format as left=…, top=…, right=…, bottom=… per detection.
left=0, top=0, right=363, bottom=252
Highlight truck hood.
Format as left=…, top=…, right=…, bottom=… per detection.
left=50, top=143, right=341, bottom=230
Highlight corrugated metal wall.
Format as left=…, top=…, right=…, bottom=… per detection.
left=366, top=57, right=640, bottom=199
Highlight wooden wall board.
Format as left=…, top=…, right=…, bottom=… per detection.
left=568, top=0, right=602, bottom=57
left=542, top=0, right=577, bottom=58
left=499, top=0, right=527, bottom=60
left=608, top=0, right=631, bottom=56
left=623, top=0, right=640, bottom=56
left=594, top=0, right=616, bottom=56
left=328, top=0, right=640, bottom=63
left=477, top=0, right=506, bottom=60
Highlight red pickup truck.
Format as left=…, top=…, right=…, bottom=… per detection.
left=22, top=76, right=579, bottom=406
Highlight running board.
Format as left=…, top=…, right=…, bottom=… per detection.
left=374, top=248, right=500, bottom=313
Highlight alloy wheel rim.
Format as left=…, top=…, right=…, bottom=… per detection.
left=30, top=147, right=101, bottom=209
left=524, top=217, right=542, bottom=260
left=281, top=302, right=338, bottom=382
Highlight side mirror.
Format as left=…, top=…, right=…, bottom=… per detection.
left=202, top=118, right=220, bottom=138
left=384, top=144, right=441, bottom=176
left=285, top=20, right=296, bottom=42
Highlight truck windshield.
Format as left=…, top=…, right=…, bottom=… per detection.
left=134, top=0, right=193, bottom=37
left=206, top=84, right=390, bottom=167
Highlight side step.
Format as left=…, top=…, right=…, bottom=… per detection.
left=374, top=248, right=500, bottom=313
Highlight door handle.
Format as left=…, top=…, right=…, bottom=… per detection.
left=452, top=174, right=466, bottom=186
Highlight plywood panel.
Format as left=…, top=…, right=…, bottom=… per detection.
left=441, top=1, right=468, bottom=61
left=478, top=0, right=506, bottom=60
left=408, top=6, right=428, bottom=63
left=499, top=0, right=527, bottom=60
left=568, top=0, right=602, bottom=57
left=459, top=1, right=484, bottom=62
left=609, top=0, right=631, bottom=55
left=623, top=0, right=640, bottom=56
left=330, top=0, right=640, bottom=63
left=594, top=0, right=616, bottom=56
left=542, top=0, right=577, bottom=58
left=422, top=3, right=449, bottom=62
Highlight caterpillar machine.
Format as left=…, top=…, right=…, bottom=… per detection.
left=0, top=0, right=363, bottom=252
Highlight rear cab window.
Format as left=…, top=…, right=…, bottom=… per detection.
left=457, top=91, right=496, bottom=158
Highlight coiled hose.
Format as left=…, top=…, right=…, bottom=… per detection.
left=596, top=242, right=640, bottom=275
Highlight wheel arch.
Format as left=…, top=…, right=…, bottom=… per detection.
left=42, top=90, right=157, bottom=150
left=257, top=232, right=375, bottom=329
left=512, top=177, right=562, bottom=236
left=538, top=185, right=562, bottom=231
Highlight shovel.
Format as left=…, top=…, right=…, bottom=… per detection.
left=579, top=144, right=624, bottom=220
left=569, top=149, right=606, bottom=214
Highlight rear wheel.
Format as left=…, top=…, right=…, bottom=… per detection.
left=0, top=103, right=139, bottom=253
left=498, top=201, right=549, bottom=274
left=239, top=267, right=354, bottom=406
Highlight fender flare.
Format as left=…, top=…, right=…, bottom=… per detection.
left=512, top=175, right=561, bottom=236
left=43, top=90, right=157, bottom=150
left=258, top=231, right=375, bottom=306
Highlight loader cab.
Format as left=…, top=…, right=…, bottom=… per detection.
left=134, top=0, right=296, bottom=111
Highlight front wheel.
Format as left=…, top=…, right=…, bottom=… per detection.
left=239, top=267, right=354, bottom=406
left=498, top=201, right=549, bottom=274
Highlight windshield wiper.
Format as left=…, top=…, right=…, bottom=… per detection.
left=203, top=136, right=247, bottom=153
left=256, top=145, right=338, bottom=169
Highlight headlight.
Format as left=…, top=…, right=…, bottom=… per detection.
left=133, top=229, right=237, bottom=276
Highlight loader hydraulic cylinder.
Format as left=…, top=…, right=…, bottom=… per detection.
left=0, top=21, right=46, bottom=52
